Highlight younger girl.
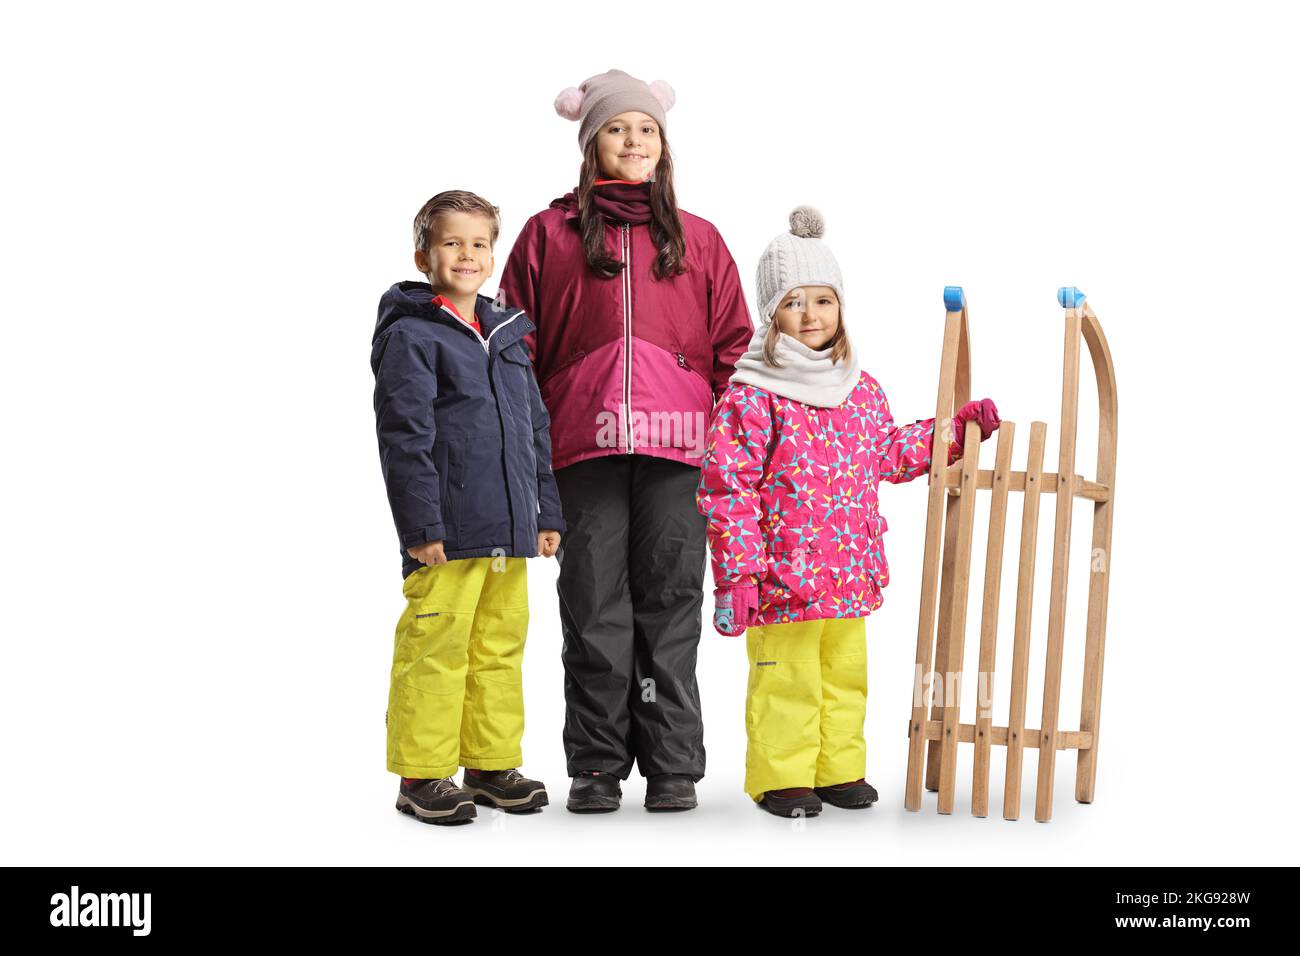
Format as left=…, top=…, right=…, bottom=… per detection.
left=695, top=207, right=999, bottom=818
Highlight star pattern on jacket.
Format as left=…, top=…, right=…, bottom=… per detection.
left=696, top=369, right=945, bottom=627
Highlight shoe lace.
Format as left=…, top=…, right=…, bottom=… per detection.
left=465, top=768, right=524, bottom=785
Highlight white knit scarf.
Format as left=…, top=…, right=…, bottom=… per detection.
left=729, top=324, right=861, bottom=408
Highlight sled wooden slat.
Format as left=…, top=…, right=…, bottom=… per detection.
left=926, top=491, right=962, bottom=794
left=936, top=424, right=983, bottom=814
left=971, top=422, right=1015, bottom=817
left=1075, top=303, right=1118, bottom=804
left=1004, top=422, right=1047, bottom=820
left=1035, top=305, right=1082, bottom=823
left=916, top=720, right=1093, bottom=750
left=905, top=301, right=969, bottom=811
left=924, top=305, right=973, bottom=796
left=942, top=468, right=1108, bottom=502
left=904, top=287, right=1118, bottom=824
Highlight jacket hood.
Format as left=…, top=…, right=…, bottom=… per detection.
left=549, top=190, right=579, bottom=220
left=374, top=281, right=528, bottom=345
left=374, top=281, right=439, bottom=343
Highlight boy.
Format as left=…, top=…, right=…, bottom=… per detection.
left=371, top=190, right=564, bottom=825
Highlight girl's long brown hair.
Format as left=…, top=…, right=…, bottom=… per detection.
left=577, top=132, right=687, bottom=280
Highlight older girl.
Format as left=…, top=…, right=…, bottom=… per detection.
left=499, top=69, right=753, bottom=812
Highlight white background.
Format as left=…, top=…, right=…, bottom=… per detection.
left=2, top=0, right=1296, bottom=865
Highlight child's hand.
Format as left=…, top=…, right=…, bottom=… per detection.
left=407, top=540, right=447, bottom=566
left=953, top=398, right=1001, bottom=447
left=537, top=530, right=561, bottom=557
left=713, top=584, right=759, bottom=637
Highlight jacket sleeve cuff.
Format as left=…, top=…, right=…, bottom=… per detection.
left=399, top=524, right=445, bottom=549
left=538, top=514, right=566, bottom=534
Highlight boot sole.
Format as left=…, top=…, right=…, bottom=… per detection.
left=566, top=795, right=622, bottom=813
left=758, top=799, right=822, bottom=819
left=462, top=785, right=549, bottom=813
left=396, top=793, right=476, bottom=825
left=644, top=798, right=697, bottom=812
left=813, top=789, right=878, bottom=810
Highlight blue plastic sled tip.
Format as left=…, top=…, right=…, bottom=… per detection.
left=1057, top=286, right=1086, bottom=309
left=943, top=286, right=965, bottom=312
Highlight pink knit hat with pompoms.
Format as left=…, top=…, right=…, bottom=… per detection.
left=554, top=69, right=675, bottom=148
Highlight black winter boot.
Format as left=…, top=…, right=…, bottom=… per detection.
left=566, top=771, right=622, bottom=813
left=395, top=777, right=476, bottom=825
left=461, top=768, right=549, bottom=813
left=758, top=787, right=822, bottom=818
left=644, top=774, right=698, bottom=812
left=813, top=779, right=879, bottom=809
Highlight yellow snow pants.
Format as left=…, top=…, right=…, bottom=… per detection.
left=386, top=556, right=529, bottom=778
left=743, top=616, right=868, bottom=801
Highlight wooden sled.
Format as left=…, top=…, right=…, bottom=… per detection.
left=903, top=286, right=1117, bottom=822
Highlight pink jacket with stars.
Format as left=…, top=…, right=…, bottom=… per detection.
left=695, top=370, right=957, bottom=627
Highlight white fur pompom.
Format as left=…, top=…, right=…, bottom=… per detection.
left=554, top=86, right=584, bottom=121
left=789, top=205, right=825, bottom=239
left=648, top=79, right=676, bottom=112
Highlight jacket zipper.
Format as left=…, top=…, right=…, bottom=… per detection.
left=674, top=349, right=714, bottom=402
left=439, top=304, right=523, bottom=355
left=439, top=303, right=525, bottom=542
left=621, top=223, right=633, bottom=454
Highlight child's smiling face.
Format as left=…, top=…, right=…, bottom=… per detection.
left=773, top=285, right=840, bottom=350
left=595, top=111, right=661, bottom=182
left=414, top=211, right=494, bottom=295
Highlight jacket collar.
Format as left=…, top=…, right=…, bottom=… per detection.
left=430, top=293, right=533, bottom=351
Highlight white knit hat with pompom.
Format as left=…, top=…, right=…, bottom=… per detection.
left=754, top=205, right=846, bottom=326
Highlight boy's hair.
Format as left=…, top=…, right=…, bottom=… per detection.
left=762, top=305, right=852, bottom=367
left=413, top=190, right=501, bottom=253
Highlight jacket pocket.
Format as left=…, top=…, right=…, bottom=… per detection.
left=454, top=434, right=511, bottom=548
left=765, top=526, right=827, bottom=604
left=435, top=439, right=463, bottom=547
left=497, top=344, right=536, bottom=419
left=868, top=513, right=889, bottom=588
left=499, top=341, right=533, bottom=367
left=539, top=348, right=585, bottom=385
left=674, top=350, right=713, bottom=394
left=500, top=344, right=531, bottom=365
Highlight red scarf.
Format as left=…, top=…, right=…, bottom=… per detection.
left=589, top=178, right=653, bottom=225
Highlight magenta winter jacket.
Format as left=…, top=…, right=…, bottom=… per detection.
left=696, top=371, right=959, bottom=626
left=498, top=194, right=754, bottom=472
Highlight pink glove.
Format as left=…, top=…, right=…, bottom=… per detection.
left=952, top=398, right=1000, bottom=448
left=713, top=584, right=759, bottom=636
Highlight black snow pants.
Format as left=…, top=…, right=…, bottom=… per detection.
left=553, top=453, right=708, bottom=781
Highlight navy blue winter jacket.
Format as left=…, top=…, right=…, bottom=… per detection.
left=371, top=281, right=566, bottom=579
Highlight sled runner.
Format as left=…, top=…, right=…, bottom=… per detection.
left=903, top=286, right=1117, bottom=822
